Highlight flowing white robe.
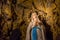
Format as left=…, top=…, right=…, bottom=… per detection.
left=26, top=22, right=45, bottom=40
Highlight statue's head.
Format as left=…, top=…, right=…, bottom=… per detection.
left=31, top=11, right=38, bottom=22
left=31, top=11, right=41, bottom=25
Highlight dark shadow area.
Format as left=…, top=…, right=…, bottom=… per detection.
left=56, top=34, right=60, bottom=40
left=42, top=19, right=53, bottom=40
left=20, top=20, right=25, bottom=26
left=0, top=14, right=4, bottom=38
left=10, top=28, right=21, bottom=40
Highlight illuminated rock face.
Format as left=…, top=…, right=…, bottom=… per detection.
left=0, top=0, right=60, bottom=40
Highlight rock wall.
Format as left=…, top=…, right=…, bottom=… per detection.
left=0, top=0, right=60, bottom=40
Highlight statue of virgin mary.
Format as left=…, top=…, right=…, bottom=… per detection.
left=26, top=11, right=45, bottom=40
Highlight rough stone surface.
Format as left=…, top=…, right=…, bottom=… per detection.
left=0, top=0, right=60, bottom=40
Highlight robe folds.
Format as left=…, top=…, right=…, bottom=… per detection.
left=26, top=22, right=45, bottom=40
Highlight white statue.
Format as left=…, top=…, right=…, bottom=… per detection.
left=26, top=11, right=45, bottom=40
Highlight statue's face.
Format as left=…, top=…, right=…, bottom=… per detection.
left=32, top=12, right=38, bottom=22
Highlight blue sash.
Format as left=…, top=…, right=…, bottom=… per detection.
left=31, top=26, right=41, bottom=40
